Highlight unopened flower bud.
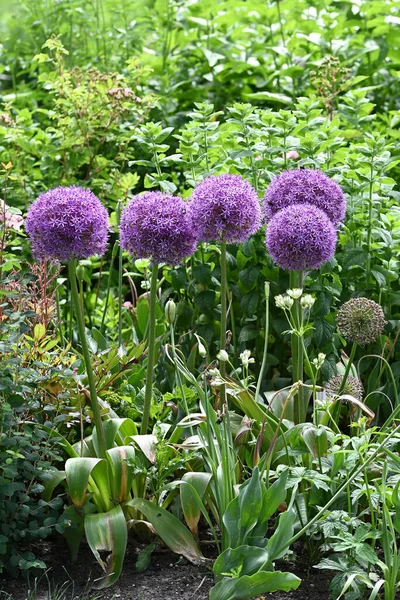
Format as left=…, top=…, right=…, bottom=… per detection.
left=76, top=265, right=86, bottom=281
left=217, top=349, right=229, bottom=362
left=165, top=299, right=177, bottom=325
left=312, top=353, right=326, bottom=369
left=193, top=333, right=207, bottom=358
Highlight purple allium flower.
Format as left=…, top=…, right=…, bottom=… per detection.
left=25, top=186, right=109, bottom=261
left=120, top=192, right=197, bottom=266
left=187, top=174, right=261, bottom=243
left=264, top=168, right=346, bottom=226
left=266, top=203, right=337, bottom=271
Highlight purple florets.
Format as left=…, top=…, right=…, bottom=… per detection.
left=120, top=191, right=197, bottom=266
left=264, top=169, right=346, bottom=226
left=266, top=203, right=337, bottom=271
left=25, top=186, right=109, bottom=261
left=188, top=174, right=261, bottom=243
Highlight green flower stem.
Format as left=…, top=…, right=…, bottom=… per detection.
left=219, top=241, right=227, bottom=405
left=141, top=262, right=159, bottom=434
left=56, top=288, right=65, bottom=349
left=117, top=201, right=123, bottom=348
left=338, top=341, right=357, bottom=395
left=169, top=323, right=191, bottom=425
left=255, top=282, right=270, bottom=402
left=100, top=240, right=119, bottom=335
left=68, top=260, right=107, bottom=459
left=290, top=270, right=305, bottom=423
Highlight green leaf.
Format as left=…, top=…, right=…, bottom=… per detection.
left=181, top=472, right=212, bottom=536
left=209, top=570, right=301, bottom=600
left=127, top=498, right=205, bottom=565
left=250, top=471, right=289, bottom=540
left=223, top=467, right=263, bottom=548
left=65, top=457, right=111, bottom=512
left=106, top=446, right=136, bottom=504
left=194, top=290, right=215, bottom=314
left=267, top=509, right=296, bottom=561
left=213, top=545, right=271, bottom=580
left=85, top=505, right=127, bottom=589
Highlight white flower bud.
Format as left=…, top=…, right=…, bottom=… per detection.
left=217, top=349, right=229, bottom=362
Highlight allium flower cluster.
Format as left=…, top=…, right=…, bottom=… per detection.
left=0, top=200, right=23, bottom=232
left=266, top=204, right=336, bottom=271
left=120, top=192, right=197, bottom=266
left=337, top=298, right=386, bottom=346
left=325, top=375, right=364, bottom=403
left=188, top=174, right=261, bottom=244
left=264, top=168, right=346, bottom=226
left=25, top=186, right=109, bottom=261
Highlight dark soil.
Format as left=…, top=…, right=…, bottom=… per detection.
left=0, top=538, right=334, bottom=600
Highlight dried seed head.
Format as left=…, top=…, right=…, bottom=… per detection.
left=325, top=375, right=364, bottom=403
left=337, top=298, right=386, bottom=346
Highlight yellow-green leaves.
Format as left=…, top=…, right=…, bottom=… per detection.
left=85, top=505, right=128, bottom=589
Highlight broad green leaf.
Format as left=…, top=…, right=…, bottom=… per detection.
left=127, top=498, right=205, bottom=565
left=209, top=570, right=301, bottom=600
left=42, top=470, right=66, bottom=502
left=106, top=445, right=136, bottom=504
left=85, top=505, right=127, bottom=589
left=267, top=509, right=296, bottom=561
left=223, top=467, right=263, bottom=548
left=127, top=434, right=157, bottom=463
left=93, top=418, right=138, bottom=455
left=181, top=472, right=212, bottom=536
left=213, top=545, right=271, bottom=581
left=250, top=471, right=288, bottom=540
left=65, top=457, right=111, bottom=512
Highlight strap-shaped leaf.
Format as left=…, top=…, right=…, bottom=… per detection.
left=92, top=418, right=138, bottom=455
left=84, top=505, right=128, bottom=589
left=65, top=457, right=111, bottom=512
left=106, top=445, right=136, bottom=504
left=127, top=434, right=157, bottom=463
left=42, top=470, right=66, bottom=502
left=127, top=498, right=205, bottom=565
left=181, top=472, right=212, bottom=536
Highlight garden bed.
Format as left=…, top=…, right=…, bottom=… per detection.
left=1, top=540, right=334, bottom=600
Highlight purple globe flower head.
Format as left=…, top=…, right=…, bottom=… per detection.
left=120, top=191, right=197, bottom=266
left=264, top=168, right=346, bottom=226
left=25, top=186, right=109, bottom=262
left=188, top=174, right=261, bottom=244
left=266, top=203, right=337, bottom=271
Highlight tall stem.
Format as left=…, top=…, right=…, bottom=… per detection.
left=141, top=263, right=159, bottom=434
left=68, top=260, right=107, bottom=459
left=219, top=241, right=227, bottom=405
left=117, top=201, right=123, bottom=348
left=100, top=241, right=119, bottom=335
left=290, top=270, right=304, bottom=423
left=338, top=341, right=357, bottom=395
left=255, top=282, right=270, bottom=402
